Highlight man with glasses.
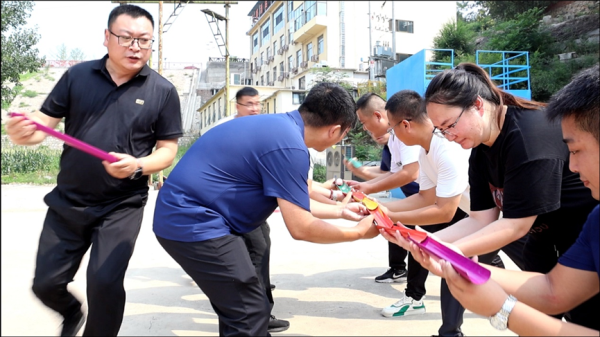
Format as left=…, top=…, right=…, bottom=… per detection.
left=347, top=93, right=420, bottom=284
left=5, top=5, right=182, bottom=336
left=215, top=86, right=290, bottom=333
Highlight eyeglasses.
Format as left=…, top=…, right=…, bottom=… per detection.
left=109, top=30, right=154, bottom=50
left=237, top=102, right=262, bottom=108
left=432, top=107, right=466, bottom=138
left=387, top=119, right=411, bottom=135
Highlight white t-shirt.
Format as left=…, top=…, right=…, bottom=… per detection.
left=418, top=135, right=471, bottom=213
left=388, top=134, right=420, bottom=174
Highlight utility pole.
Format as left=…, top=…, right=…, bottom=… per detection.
left=392, top=1, right=396, bottom=62
left=157, top=0, right=164, bottom=187
left=158, top=1, right=163, bottom=75
left=225, top=3, right=230, bottom=116
left=368, top=1, right=373, bottom=80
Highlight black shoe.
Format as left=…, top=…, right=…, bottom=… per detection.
left=270, top=284, right=276, bottom=291
left=61, top=310, right=85, bottom=337
left=375, top=268, right=407, bottom=283
left=268, top=315, right=290, bottom=333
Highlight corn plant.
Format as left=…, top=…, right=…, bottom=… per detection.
left=1, top=146, right=61, bottom=175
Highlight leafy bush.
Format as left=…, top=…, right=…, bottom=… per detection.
left=484, top=8, right=554, bottom=56
left=1, top=146, right=61, bottom=175
left=312, top=163, right=326, bottom=183
left=433, top=19, right=476, bottom=59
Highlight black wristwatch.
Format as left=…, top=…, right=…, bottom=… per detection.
left=129, top=159, right=144, bottom=180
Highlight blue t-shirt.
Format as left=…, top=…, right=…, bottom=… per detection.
left=153, top=110, right=311, bottom=242
left=558, top=205, right=600, bottom=278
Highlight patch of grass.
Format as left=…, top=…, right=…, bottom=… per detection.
left=44, top=75, right=55, bottom=81
left=1, top=172, right=58, bottom=185
left=22, top=90, right=38, bottom=98
left=18, top=102, right=30, bottom=108
left=19, top=70, right=42, bottom=82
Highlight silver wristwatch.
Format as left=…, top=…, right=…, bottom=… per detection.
left=489, top=295, right=517, bottom=330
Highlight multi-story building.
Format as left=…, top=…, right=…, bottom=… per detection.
left=198, top=0, right=455, bottom=134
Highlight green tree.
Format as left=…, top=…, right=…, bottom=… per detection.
left=433, top=19, right=476, bottom=60
left=483, top=8, right=553, bottom=56
left=54, top=43, right=68, bottom=60
left=1, top=1, right=45, bottom=107
left=69, top=47, right=85, bottom=61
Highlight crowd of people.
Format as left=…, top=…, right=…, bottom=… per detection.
left=5, top=4, right=598, bottom=337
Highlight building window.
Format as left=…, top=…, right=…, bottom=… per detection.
left=266, top=71, right=270, bottom=84
left=287, top=1, right=294, bottom=21
left=274, top=98, right=276, bottom=113
left=260, top=52, right=264, bottom=66
left=274, top=5, right=285, bottom=34
left=218, top=98, right=221, bottom=118
left=288, top=26, right=294, bottom=44
left=273, top=66, right=277, bottom=80
left=267, top=47, right=271, bottom=59
left=307, top=42, right=313, bottom=61
left=280, top=35, right=285, bottom=48
left=267, top=102, right=270, bottom=113
left=294, top=5, right=304, bottom=31
left=280, top=62, right=284, bottom=75
left=213, top=102, right=217, bottom=120
left=273, top=40, right=278, bottom=55
left=253, top=32, right=259, bottom=53
left=296, top=49, right=302, bottom=68
left=317, top=35, right=324, bottom=54
left=305, top=0, right=316, bottom=22
left=261, top=19, right=271, bottom=44
left=288, top=55, right=293, bottom=71
left=396, top=20, right=414, bottom=33
left=299, top=76, right=305, bottom=90
left=293, top=92, right=306, bottom=104
left=211, top=105, right=215, bottom=124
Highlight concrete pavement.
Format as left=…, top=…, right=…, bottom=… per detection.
left=1, top=184, right=516, bottom=336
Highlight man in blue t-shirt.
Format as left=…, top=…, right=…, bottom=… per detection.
left=153, top=82, right=379, bottom=336
left=397, top=65, right=599, bottom=335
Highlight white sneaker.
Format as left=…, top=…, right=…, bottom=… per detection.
left=381, top=292, right=426, bottom=317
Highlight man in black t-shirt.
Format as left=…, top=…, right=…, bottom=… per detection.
left=6, top=5, right=182, bottom=336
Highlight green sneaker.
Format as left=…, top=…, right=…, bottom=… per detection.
left=381, top=292, right=426, bottom=317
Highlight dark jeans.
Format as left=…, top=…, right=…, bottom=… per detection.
left=32, top=190, right=146, bottom=336
left=242, top=222, right=274, bottom=309
left=157, top=234, right=271, bottom=336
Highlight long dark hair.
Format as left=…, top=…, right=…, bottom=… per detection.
left=424, top=63, right=546, bottom=111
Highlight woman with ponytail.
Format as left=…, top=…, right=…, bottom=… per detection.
left=384, top=62, right=599, bottom=335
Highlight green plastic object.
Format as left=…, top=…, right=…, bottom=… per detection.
left=348, top=157, right=363, bottom=168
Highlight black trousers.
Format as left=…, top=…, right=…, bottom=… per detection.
left=241, top=222, right=274, bottom=309
left=438, top=240, right=522, bottom=337
left=388, top=186, right=419, bottom=271
left=405, top=208, right=469, bottom=301
left=157, top=234, right=271, bottom=336
left=32, top=190, right=146, bottom=336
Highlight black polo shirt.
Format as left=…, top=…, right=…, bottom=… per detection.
left=41, top=54, right=183, bottom=206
